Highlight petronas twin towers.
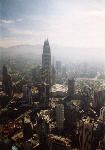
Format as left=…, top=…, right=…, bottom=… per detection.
left=42, top=39, right=51, bottom=85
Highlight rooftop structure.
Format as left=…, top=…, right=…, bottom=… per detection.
left=51, top=84, right=67, bottom=97
left=48, top=134, right=71, bottom=150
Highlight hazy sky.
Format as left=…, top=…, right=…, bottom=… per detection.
left=0, top=0, right=105, bottom=48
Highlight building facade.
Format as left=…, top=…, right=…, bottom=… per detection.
left=37, top=83, right=50, bottom=107
left=56, top=104, right=64, bottom=130
left=99, top=106, right=105, bottom=121
left=56, top=61, right=61, bottom=73
left=79, top=118, right=93, bottom=150
left=42, top=39, right=51, bottom=85
left=2, top=65, right=13, bottom=97
left=94, top=90, right=105, bottom=108
left=68, top=78, right=75, bottom=97
left=22, top=85, right=33, bottom=105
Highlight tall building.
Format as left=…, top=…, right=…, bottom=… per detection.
left=51, top=65, right=56, bottom=85
left=56, top=104, right=64, bottom=131
left=56, top=61, right=61, bottom=73
left=99, top=106, right=105, bottom=121
left=94, top=90, right=105, bottom=108
left=79, top=118, right=93, bottom=150
left=81, top=85, right=91, bottom=108
left=2, top=65, right=13, bottom=97
left=37, top=83, right=50, bottom=107
left=42, top=39, right=51, bottom=85
left=32, top=65, right=42, bottom=85
left=51, top=56, right=56, bottom=85
left=22, top=85, right=33, bottom=105
left=37, top=117, right=49, bottom=150
left=68, top=78, right=75, bottom=97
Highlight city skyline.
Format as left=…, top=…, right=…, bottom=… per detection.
left=0, top=1, right=105, bottom=149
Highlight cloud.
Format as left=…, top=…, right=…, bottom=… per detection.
left=1, top=19, right=14, bottom=24
left=9, top=28, right=39, bottom=36
left=16, top=18, right=23, bottom=22
left=1, top=0, right=105, bottom=48
left=0, top=18, right=23, bottom=25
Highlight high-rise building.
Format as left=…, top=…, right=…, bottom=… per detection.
left=94, top=90, right=105, bottom=108
left=51, top=65, right=56, bottom=85
left=42, top=39, right=51, bottom=85
left=32, top=65, right=42, bottom=85
left=79, top=118, right=93, bottom=150
left=56, top=104, right=64, bottom=130
left=51, top=56, right=56, bottom=85
left=22, top=85, right=33, bottom=105
left=2, top=65, right=13, bottom=97
left=99, top=106, right=105, bottom=121
left=37, top=117, right=49, bottom=150
left=37, top=83, right=50, bottom=107
left=56, top=61, right=61, bottom=73
left=68, top=78, right=75, bottom=97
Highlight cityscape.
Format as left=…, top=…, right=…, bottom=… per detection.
left=0, top=0, right=105, bottom=150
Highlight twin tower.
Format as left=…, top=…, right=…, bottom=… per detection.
left=42, top=39, right=51, bottom=85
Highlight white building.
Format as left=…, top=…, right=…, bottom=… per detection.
left=56, top=104, right=64, bottom=130
left=51, top=84, right=67, bottom=97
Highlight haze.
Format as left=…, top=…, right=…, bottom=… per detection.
left=0, top=0, right=105, bottom=62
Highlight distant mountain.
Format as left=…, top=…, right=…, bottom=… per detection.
left=0, top=44, right=42, bottom=56
left=0, top=45, right=43, bottom=65
left=0, top=44, right=105, bottom=63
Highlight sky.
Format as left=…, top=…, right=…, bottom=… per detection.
left=0, top=0, right=105, bottom=48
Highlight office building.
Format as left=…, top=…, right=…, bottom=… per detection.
left=68, top=78, right=75, bottom=97
left=22, top=85, right=33, bottom=105
left=42, top=39, right=51, bottom=85
left=56, top=104, right=64, bottom=130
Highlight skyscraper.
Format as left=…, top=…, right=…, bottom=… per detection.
left=68, top=78, right=75, bottom=97
left=37, top=83, right=50, bottom=107
left=2, top=65, right=13, bottom=97
left=79, top=119, right=93, bottom=150
left=42, top=39, right=51, bottom=85
left=22, top=85, right=33, bottom=105
left=56, top=104, right=64, bottom=131
left=56, top=61, right=61, bottom=73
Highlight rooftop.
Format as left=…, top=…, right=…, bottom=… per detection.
left=51, top=84, right=67, bottom=93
